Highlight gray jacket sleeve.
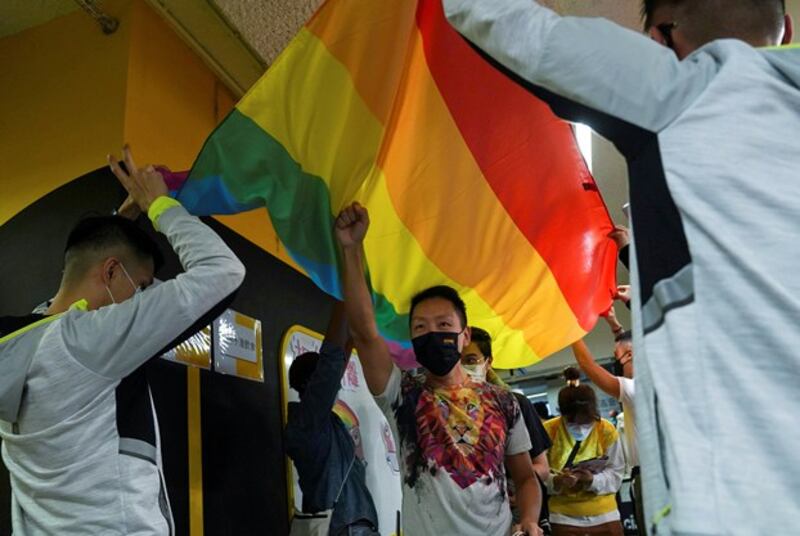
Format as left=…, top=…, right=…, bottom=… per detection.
left=443, top=0, right=716, bottom=134
left=60, top=203, right=246, bottom=379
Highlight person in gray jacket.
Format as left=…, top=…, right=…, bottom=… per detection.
left=0, top=146, right=245, bottom=534
left=443, top=0, right=798, bottom=534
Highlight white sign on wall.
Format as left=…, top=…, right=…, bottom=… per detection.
left=215, top=309, right=264, bottom=382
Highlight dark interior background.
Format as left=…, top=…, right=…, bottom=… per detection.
left=0, top=167, right=334, bottom=535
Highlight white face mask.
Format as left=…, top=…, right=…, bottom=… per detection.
left=462, top=362, right=487, bottom=382
left=566, top=422, right=595, bottom=441
left=105, top=262, right=141, bottom=304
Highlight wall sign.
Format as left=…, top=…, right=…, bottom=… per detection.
left=214, top=309, right=264, bottom=382
left=159, top=309, right=264, bottom=382
left=161, top=326, right=212, bottom=369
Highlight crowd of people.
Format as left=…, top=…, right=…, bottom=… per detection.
left=1, top=0, right=798, bottom=534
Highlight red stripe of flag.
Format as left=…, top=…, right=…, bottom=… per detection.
left=416, top=0, right=616, bottom=330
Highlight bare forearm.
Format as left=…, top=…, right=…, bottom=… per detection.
left=340, top=245, right=380, bottom=341
left=571, top=341, right=620, bottom=398
left=507, top=452, right=542, bottom=526
left=340, top=243, right=393, bottom=394
left=531, top=452, right=550, bottom=482
left=515, top=474, right=542, bottom=527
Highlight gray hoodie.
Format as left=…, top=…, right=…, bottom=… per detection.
left=444, top=1, right=800, bottom=534
left=0, top=202, right=245, bottom=534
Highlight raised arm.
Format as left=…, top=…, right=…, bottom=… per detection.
left=291, top=302, right=351, bottom=430
left=323, top=300, right=351, bottom=355
left=334, top=202, right=394, bottom=395
left=571, top=340, right=620, bottom=400
left=443, top=0, right=714, bottom=143
left=63, top=147, right=245, bottom=379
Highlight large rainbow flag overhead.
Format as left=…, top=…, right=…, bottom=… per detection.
left=168, top=0, right=617, bottom=369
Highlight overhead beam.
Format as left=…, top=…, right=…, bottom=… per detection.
left=144, top=0, right=265, bottom=97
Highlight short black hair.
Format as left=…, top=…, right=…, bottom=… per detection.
left=641, top=0, right=786, bottom=22
left=641, top=0, right=786, bottom=44
left=65, top=215, right=164, bottom=272
left=641, top=0, right=677, bottom=26
left=288, top=352, right=320, bottom=394
left=469, top=326, right=492, bottom=358
left=409, top=285, right=467, bottom=329
left=614, top=330, right=633, bottom=343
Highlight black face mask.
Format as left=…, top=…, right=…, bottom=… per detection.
left=412, top=331, right=462, bottom=377
left=612, top=361, right=624, bottom=377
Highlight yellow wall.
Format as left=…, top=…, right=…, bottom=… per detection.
left=0, top=3, right=307, bottom=532
left=0, top=0, right=132, bottom=225
left=0, top=0, right=304, bottom=273
left=123, top=0, right=222, bottom=170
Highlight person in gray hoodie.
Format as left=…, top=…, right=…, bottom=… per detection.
left=0, top=146, right=245, bottom=535
left=443, top=1, right=798, bottom=534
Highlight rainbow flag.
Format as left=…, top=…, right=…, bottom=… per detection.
left=169, top=0, right=617, bottom=369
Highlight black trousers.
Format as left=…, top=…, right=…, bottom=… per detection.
left=631, top=467, right=646, bottom=536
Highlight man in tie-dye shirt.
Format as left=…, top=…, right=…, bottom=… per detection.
left=335, top=202, right=543, bottom=536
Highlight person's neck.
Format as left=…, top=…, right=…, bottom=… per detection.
left=747, top=35, right=780, bottom=49
left=46, top=285, right=95, bottom=315
left=426, top=365, right=468, bottom=388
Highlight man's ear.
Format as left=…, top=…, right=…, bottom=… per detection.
left=101, top=257, right=119, bottom=285
left=782, top=14, right=794, bottom=45
left=461, top=325, right=471, bottom=348
left=648, top=26, right=668, bottom=46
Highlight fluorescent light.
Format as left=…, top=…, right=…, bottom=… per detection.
left=575, top=123, right=593, bottom=173
left=526, top=392, right=548, bottom=399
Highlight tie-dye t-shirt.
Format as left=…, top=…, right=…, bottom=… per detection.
left=375, top=365, right=531, bottom=535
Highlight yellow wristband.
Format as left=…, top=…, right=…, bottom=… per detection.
left=147, top=196, right=182, bottom=231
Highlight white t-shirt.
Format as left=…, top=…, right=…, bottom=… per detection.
left=375, top=366, right=531, bottom=535
left=617, top=377, right=638, bottom=468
